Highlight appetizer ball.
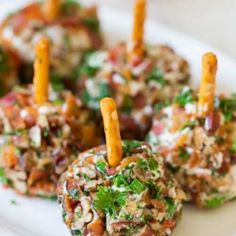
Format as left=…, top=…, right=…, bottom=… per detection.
left=0, top=47, right=18, bottom=96
left=78, top=42, right=190, bottom=140
left=77, top=0, right=190, bottom=139
left=0, top=86, right=100, bottom=197
left=147, top=86, right=236, bottom=208
left=0, top=0, right=103, bottom=88
left=58, top=141, right=185, bottom=236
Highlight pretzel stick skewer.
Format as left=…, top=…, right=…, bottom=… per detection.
left=34, top=37, right=50, bottom=105
left=127, top=0, right=146, bottom=62
left=100, top=97, right=123, bottom=168
left=198, top=52, right=217, bottom=116
left=45, top=0, right=60, bottom=21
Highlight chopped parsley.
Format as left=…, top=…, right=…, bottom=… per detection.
left=146, top=67, right=165, bottom=87
left=174, top=87, right=194, bottom=107
left=154, top=99, right=171, bottom=112
left=230, top=140, right=236, bottom=153
left=120, top=95, right=133, bottom=114
left=215, top=95, right=236, bottom=122
left=180, top=120, right=198, bottom=131
left=61, top=0, right=81, bottom=14
left=10, top=200, right=17, bottom=205
left=0, top=167, right=10, bottom=185
left=71, top=229, right=82, bottom=236
left=129, top=179, right=146, bottom=194
left=165, top=197, right=176, bottom=217
left=148, top=158, right=158, bottom=170
left=50, top=72, right=64, bottom=92
left=204, top=196, right=225, bottom=208
left=93, top=186, right=127, bottom=216
left=95, top=160, right=106, bottom=174
left=68, top=188, right=80, bottom=200
left=83, top=17, right=100, bottom=32
left=122, top=140, right=141, bottom=156
left=178, top=147, right=190, bottom=161
left=113, top=174, right=128, bottom=187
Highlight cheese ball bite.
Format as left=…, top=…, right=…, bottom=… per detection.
left=0, top=38, right=100, bottom=197
left=0, top=87, right=99, bottom=196
left=0, top=47, right=18, bottom=96
left=147, top=53, right=236, bottom=208
left=0, top=0, right=103, bottom=89
left=58, top=98, right=185, bottom=236
left=78, top=0, right=190, bottom=139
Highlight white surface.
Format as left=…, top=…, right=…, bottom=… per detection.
left=0, top=1, right=236, bottom=236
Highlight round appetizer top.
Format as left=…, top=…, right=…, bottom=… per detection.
left=0, top=86, right=100, bottom=196
left=77, top=43, right=190, bottom=139
left=147, top=87, right=236, bottom=208
left=0, top=0, right=103, bottom=86
left=58, top=141, right=185, bottom=236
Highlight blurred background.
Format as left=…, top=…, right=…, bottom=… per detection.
left=3, top=0, right=236, bottom=59
left=90, top=0, right=236, bottom=60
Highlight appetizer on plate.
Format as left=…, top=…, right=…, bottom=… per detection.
left=0, top=0, right=103, bottom=90
left=147, top=52, right=236, bottom=208
left=0, top=46, right=18, bottom=96
left=77, top=0, right=190, bottom=140
left=0, top=38, right=100, bottom=197
left=58, top=97, right=185, bottom=236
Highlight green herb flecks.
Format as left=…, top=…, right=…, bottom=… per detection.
left=122, top=140, right=141, bottom=156
left=180, top=120, right=198, bottom=131
left=230, top=140, right=236, bottom=153
left=50, top=72, right=64, bottom=92
left=83, top=17, right=100, bottom=32
left=0, top=167, right=10, bottom=185
left=71, top=229, right=82, bottom=236
left=154, top=100, right=171, bottom=112
left=95, top=160, right=106, bottom=174
left=129, top=179, right=146, bottom=194
left=215, top=95, right=236, bottom=122
left=165, top=197, right=177, bottom=217
left=62, top=0, right=81, bottom=14
left=93, top=186, right=127, bottom=216
left=146, top=67, right=165, bottom=87
left=174, top=87, right=194, bottom=107
left=204, top=196, right=225, bottom=208
left=68, top=188, right=80, bottom=200
left=178, top=147, right=190, bottom=161
left=120, top=95, right=133, bottom=114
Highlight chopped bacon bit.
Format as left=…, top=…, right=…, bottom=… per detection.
left=87, top=218, right=105, bottom=236
left=2, top=145, right=18, bottom=168
left=205, top=111, right=220, bottom=133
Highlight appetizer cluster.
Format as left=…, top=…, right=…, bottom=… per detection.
left=0, top=0, right=103, bottom=90
left=58, top=98, right=184, bottom=236
left=147, top=53, right=236, bottom=208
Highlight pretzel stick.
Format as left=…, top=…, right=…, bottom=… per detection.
left=34, top=37, right=50, bottom=105
left=45, top=0, right=60, bottom=21
left=198, top=52, right=217, bottom=116
left=100, top=97, right=123, bottom=167
left=127, top=0, right=146, bottom=61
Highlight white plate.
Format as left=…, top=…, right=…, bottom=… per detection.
left=1, top=1, right=236, bottom=236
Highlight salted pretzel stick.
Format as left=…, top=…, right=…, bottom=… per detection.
left=34, top=37, right=50, bottom=104
left=100, top=97, right=123, bottom=167
left=128, top=0, right=146, bottom=61
left=45, top=0, right=60, bottom=21
left=198, top=52, right=217, bottom=116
